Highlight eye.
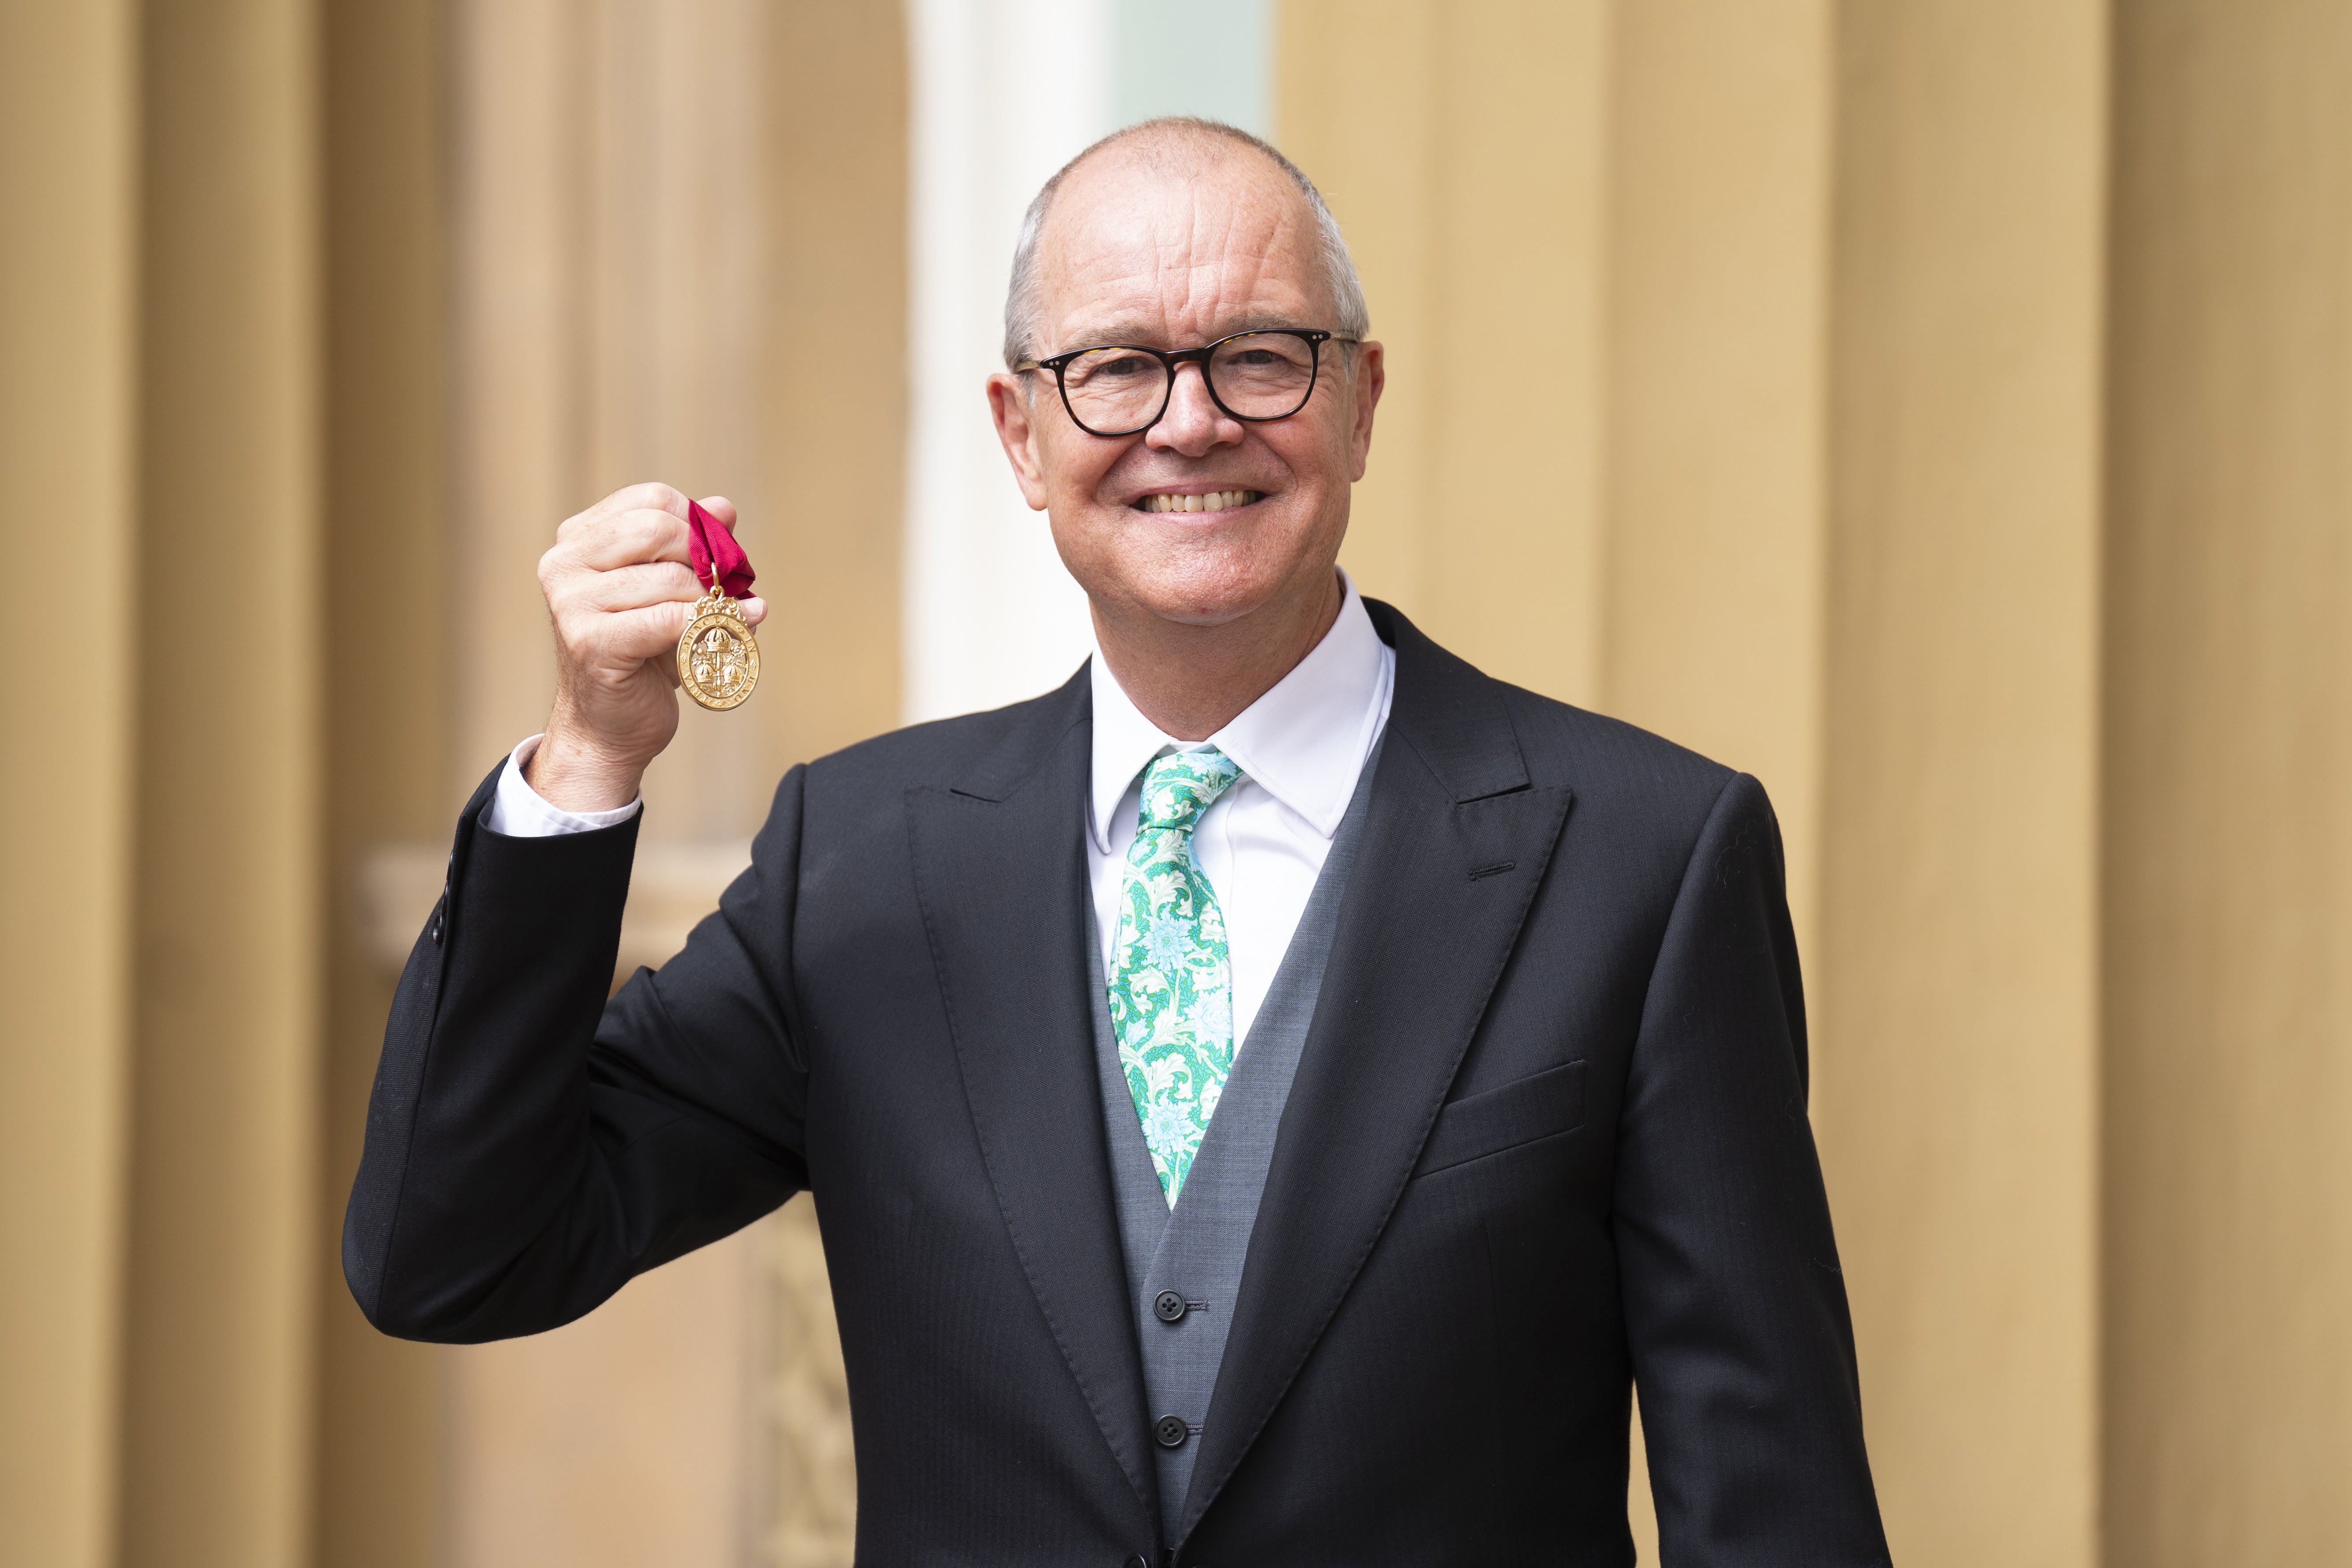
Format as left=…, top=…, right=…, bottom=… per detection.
left=1066, top=348, right=1160, bottom=387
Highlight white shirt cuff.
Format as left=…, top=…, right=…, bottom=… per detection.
left=486, top=734, right=644, bottom=836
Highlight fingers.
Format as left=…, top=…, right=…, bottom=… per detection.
left=556, top=506, right=693, bottom=572
left=570, top=582, right=762, bottom=634
left=555, top=481, right=688, bottom=553
left=574, top=559, right=703, bottom=613
left=570, top=599, right=697, bottom=670
left=573, top=481, right=692, bottom=529
left=551, top=485, right=743, bottom=572
left=536, top=482, right=761, bottom=692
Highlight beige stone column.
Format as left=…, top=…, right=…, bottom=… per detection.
left=756, top=8, right=907, bottom=1552
left=2101, top=4, right=2352, bottom=1562
left=446, top=0, right=588, bottom=782
left=436, top=2, right=895, bottom=1561
left=441, top=2, right=772, bottom=1563
left=1279, top=0, right=1613, bottom=707
left=314, top=0, right=454, bottom=1563
left=1817, top=7, right=2108, bottom=1564
left=0, top=5, right=139, bottom=1567
left=118, top=0, right=325, bottom=1564
left=1601, top=1, right=1833, bottom=955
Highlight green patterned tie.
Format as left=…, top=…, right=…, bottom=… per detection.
left=1108, top=747, right=1244, bottom=1206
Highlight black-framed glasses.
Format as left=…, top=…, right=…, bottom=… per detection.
left=1015, top=328, right=1358, bottom=437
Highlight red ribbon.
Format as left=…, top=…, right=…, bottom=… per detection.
left=686, top=499, right=756, bottom=600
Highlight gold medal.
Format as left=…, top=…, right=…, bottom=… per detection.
left=677, top=580, right=759, bottom=710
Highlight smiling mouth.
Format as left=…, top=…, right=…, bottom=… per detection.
left=1134, top=489, right=1263, bottom=514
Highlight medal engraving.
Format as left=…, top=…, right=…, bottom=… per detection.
left=677, top=589, right=759, bottom=710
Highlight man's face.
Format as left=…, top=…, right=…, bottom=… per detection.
left=987, top=145, right=1384, bottom=633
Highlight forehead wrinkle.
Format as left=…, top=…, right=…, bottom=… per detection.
left=1171, top=176, right=1309, bottom=319
left=1037, top=146, right=1327, bottom=350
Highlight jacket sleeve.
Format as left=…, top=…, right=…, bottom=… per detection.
left=1612, top=772, right=1892, bottom=1564
left=343, top=759, right=813, bottom=1342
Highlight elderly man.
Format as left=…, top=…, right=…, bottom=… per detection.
left=348, top=119, right=1890, bottom=1566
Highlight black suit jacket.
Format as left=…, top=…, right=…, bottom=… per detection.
left=346, top=601, right=1889, bottom=1566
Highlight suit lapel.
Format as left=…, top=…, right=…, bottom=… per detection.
left=1177, top=604, right=1575, bottom=1543
left=905, top=667, right=1163, bottom=1528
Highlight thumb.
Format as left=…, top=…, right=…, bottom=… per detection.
left=695, top=495, right=739, bottom=530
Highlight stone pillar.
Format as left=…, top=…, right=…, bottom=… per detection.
left=1280, top=0, right=1615, bottom=709
left=1818, top=5, right=2108, bottom=1562
left=0, top=4, right=140, bottom=1564
left=315, top=0, right=453, bottom=1561
left=433, top=2, right=907, bottom=1561
left=119, top=0, right=327, bottom=1564
left=2102, top=3, right=2352, bottom=1561
left=438, top=0, right=778, bottom=1561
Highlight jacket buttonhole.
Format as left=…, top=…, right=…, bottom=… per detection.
left=1467, top=861, right=1516, bottom=881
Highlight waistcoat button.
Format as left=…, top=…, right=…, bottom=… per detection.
left=1123, top=1557, right=1149, bottom=1568
left=1153, top=1290, right=1187, bottom=1323
left=1153, top=1413, right=1189, bottom=1449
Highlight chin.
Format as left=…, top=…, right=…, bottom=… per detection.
left=1120, top=560, right=1295, bottom=628
left=1139, top=594, right=1267, bottom=629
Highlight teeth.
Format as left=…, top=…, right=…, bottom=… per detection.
left=1142, top=490, right=1259, bottom=513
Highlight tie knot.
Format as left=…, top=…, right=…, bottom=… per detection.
left=1137, top=747, right=1242, bottom=834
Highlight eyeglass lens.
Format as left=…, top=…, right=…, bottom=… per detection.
left=1059, top=333, right=1319, bottom=434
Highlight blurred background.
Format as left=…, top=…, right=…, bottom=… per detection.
left=4, top=0, right=2349, bottom=1565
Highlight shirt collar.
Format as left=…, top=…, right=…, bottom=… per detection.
left=1088, top=571, right=1394, bottom=853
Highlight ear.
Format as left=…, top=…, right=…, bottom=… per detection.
left=1344, top=341, right=1385, bottom=483
left=987, top=371, right=1052, bottom=510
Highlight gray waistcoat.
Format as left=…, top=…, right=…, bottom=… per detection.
left=1086, top=744, right=1382, bottom=1531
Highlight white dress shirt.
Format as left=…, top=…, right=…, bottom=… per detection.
left=490, top=573, right=1396, bottom=1050
left=1087, top=574, right=1393, bottom=1047
left=487, top=734, right=644, bottom=837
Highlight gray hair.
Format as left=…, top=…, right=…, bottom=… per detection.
left=1002, top=117, right=1370, bottom=369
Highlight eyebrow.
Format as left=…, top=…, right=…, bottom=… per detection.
left=1048, top=315, right=1317, bottom=352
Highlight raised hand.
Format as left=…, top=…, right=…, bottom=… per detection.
left=527, top=482, right=769, bottom=812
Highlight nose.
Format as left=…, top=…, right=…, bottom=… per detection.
left=1145, top=360, right=1243, bottom=457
